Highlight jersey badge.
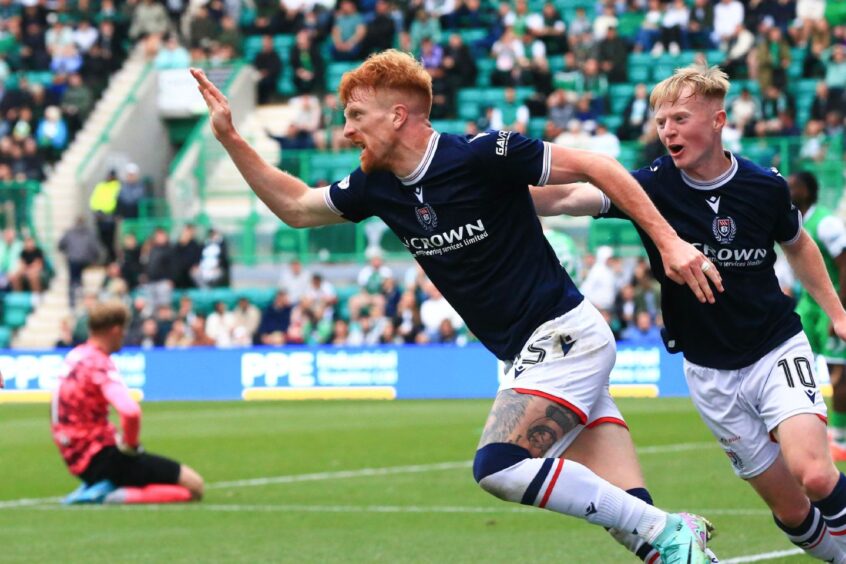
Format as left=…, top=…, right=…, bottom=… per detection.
left=712, top=216, right=737, bottom=244
left=415, top=204, right=438, bottom=232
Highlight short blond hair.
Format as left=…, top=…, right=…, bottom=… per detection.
left=88, top=300, right=129, bottom=333
left=650, top=64, right=730, bottom=109
left=338, top=49, right=433, bottom=114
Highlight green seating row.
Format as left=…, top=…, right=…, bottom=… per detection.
left=4, top=292, right=33, bottom=330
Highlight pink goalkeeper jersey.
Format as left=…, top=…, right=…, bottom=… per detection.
left=50, top=343, right=136, bottom=475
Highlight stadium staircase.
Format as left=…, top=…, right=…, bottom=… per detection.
left=13, top=50, right=151, bottom=348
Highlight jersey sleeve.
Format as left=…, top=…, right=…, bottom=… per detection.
left=816, top=216, right=846, bottom=258
left=324, top=168, right=373, bottom=223
left=595, top=168, right=653, bottom=220
left=772, top=176, right=803, bottom=244
left=467, top=130, right=552, bottom=187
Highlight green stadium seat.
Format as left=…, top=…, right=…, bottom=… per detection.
left=617, top=142, right=643, bottom=170
left=588, top=218, right=643, bottom=257
left=609, top=83, right=634, bottom=115
left=475, top=58, right=495, bottom=87
left=528, top=117, right=546, bottom=139
left=326, top=62, right=359, bottom=93
left=616, top=11, right=644, bottom=38
left=431, top=119, right=468, bottom=134
left=3, top=292, right=33, bottom=330
left=0, top=326, right=11, bottom=348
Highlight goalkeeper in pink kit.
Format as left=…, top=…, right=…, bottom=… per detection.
left=51, top=301, right=204, bottom=504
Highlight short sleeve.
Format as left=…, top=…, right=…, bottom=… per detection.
left=773, top=177, right=802, bottom=244
left=467, top=130, right=551, bottom=187
left=325, top=168, right=373, bottom=224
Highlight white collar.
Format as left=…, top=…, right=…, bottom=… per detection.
left=680, top=152, right=738, bottom=191
left=398, top=132, right=440, bottom=186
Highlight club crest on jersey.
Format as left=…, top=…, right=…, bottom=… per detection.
left=712, top=216, right=737, bottom=244
left=415, top=204, right=438, bottom=231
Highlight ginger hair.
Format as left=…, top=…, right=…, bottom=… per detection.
left=650, top=63, right=730, bottom=109
left=338, top=49, right=433, bottom=115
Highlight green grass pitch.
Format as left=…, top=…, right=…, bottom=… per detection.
left=0, top=398, right=823, bottom=562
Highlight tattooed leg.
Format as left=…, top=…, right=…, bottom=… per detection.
left=478, top=389, right=581, bottom=457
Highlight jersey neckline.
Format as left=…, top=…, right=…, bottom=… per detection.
left=398, top=132, right=441, bottom=186
left=679, top=151, right=738, bottom=191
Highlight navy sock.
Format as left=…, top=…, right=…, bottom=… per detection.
left=813, top=472, right=846, bottom=535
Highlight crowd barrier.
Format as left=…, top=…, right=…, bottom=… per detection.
left=0, top=343, right=831, bottom=403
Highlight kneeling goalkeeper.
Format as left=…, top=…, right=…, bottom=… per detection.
left=51, top=300, right=203, bottom=504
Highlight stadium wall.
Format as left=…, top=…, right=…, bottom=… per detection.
left=0, top=343, right=723, bottom=403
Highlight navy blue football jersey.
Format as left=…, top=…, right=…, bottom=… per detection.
left=600, top=153, right=804, bottom=369
left=326, top=131, right=583, bottom=360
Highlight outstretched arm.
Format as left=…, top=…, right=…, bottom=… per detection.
left=530, top=183, right=606, bottom=217
left=190, top=68, right=344, bottom=228
left=545, top=146, right=723, bottom=302
left=782, top=230, right=846, bottom=339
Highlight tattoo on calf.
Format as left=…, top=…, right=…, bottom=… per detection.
left=479, top=392, right=582, bottom=456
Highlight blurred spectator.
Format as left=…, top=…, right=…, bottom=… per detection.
left=188, top=5, right=219, bottom=50
left=164, top=318, right=192, bottom=348
left=61, top=72, right=94, bottom=137
left=278, top=258, right=310, bottom=303
left=490, top=87, right=528, bottom=134
left=100, top=261, right=129, bottom=303
left=581, top=245, right=617, bottom=312
left=72, top=19, right=99, bottom=54
left=303, top=272, right=337, bottom=313
left=723, top=24, right=755, bottom=78
left=252, top=34, right=282, bottom=105
left=442, top=33, right=477, bottom=91
left=206, top=300, right=234, bottom=346
left=330, top=318, right=350, bottom=345
left=0, top=227, right=22, bottom=291
left=800, top=119, right=828, bottom=162
left=231, top=296, right=261, bottom=344
left=592, top=3, right=618, bottom=42
left=634, top=0, right=662, bottom=53
left=140, top=226, right=173, bottom=308
left=119, top=232, right=142, bottom=290
left=173, top=223, right=202, bottom=289
left=618, top=83, right=651, bottom=141
left=348, top=250, right=392, bottom=320
left=88, top=168, right=120, bottom=263
left=58, top=216, right=100, bottom=305
left=258, top=289, right=292, bottom=345
left=659, top=0, right=689, bottom=56
left=533, top=2, right=567, bottom=55
left=291, top=30, right=324, bottom=96
left=362, top=0, right=396, bottom=56
left=589, top=122, right=620, bottom=158
left=621, top=311, right=662, bottom=345
left=729, top=87, right=761, bottom=135
left=35, top=105, right=68, bottom=162
left=51, top=44, right=83, bottom=75
left=196, top=227, right=230, bottom=288
left=129, top=0, right=171, bottom=53
left=419, top=281, right=463, bottom=340
left=712, top=0, right=745, bottom=48
left=9, top=234, right=43, bottom=293
left=215, top=15, right=242, bottom=59
left=190, top=314, right=216, bottom=347
left=490, top=27, right=523, bottom=87
left=810, top=82, right=841, bottom=122
left=154, top=33, right=190, bottom=69
left=750, top=25, right=790, bottom=91
left=409, top=9, right=442, bottom=55
left=116, top=162, right=146, bottom=219
left=596, top=25, right=628, bottom=84
left=332, top=0, right=366, bottom=61
left=688, top=0, right=714, bottom=49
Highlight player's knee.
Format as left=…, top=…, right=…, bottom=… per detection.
left=798, top=463, right=839, bottom=499
left=473, top=443, right=531, bottom=502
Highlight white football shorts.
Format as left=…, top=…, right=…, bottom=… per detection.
left=684, top=331, right=828, bottom=479
left=498, top=300, right=626, bottom=456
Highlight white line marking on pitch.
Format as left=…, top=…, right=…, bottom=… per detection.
left=0, top=441, right=715, bottom=508
left=722, top=548, right=803, bottom=563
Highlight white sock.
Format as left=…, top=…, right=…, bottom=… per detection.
left=483, top=457, right=667, bottom=536
left=776, top=508, right=846, bottom=562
